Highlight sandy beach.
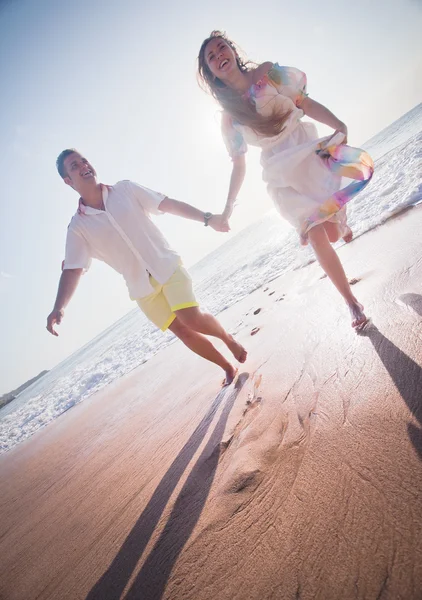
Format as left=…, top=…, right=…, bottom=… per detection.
left=1, top=206, right=421, bottom=600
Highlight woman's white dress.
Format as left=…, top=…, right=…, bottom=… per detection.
left=221, top=64, right=374, bottom=242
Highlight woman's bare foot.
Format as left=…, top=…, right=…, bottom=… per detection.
left=348, top=301, right=368, bottom=330
left=342, top=225, right=353, bottom=243
left=222, top=365, right=238, bottom=386
left=226, top=335, right=248, bottom=363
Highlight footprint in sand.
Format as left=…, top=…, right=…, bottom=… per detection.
left=226, top=469, right=262, bottom=494
left=320, top=274, right=361, bottom=285
left=245, top=395, right=262, bottom=410
left=253, top=308, right=262, bottom=315
left=229, top=320, right=244, bottom=335
left=251, top=327, right=260, bottom=336
left=248, top=373, right=262, bottom=404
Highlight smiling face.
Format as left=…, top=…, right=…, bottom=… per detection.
left=204, top=37, right=240, bottom=81
left=62, top=152, right=97, bottom=193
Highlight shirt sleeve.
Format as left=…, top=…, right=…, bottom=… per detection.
left=126, top=180, right=166, bottom=215
left=269, top=64, right=308, bottom=107
left=62, top=226, right=92, bottom=271
left=221, top=112, right=248, bottom=160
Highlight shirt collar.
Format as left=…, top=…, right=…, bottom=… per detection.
left=77, top=184, right=111, bottom=215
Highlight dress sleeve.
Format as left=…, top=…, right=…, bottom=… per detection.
left=269, top=64, right=308, bottom=107
left=221, top=112, right=248, bottom=160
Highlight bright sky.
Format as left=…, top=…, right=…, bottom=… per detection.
left=0, top=0, right=421, bottom=394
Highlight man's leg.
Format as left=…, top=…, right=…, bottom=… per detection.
left=162, top=265, right=247, bottom=375
left=168, top=317, right=237, bottom=385
left=173, top=306, right=247, bottom=363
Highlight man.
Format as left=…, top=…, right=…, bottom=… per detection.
left=46, top=149, right=247, bottom=384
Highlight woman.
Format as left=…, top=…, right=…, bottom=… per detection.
left=197, top=31, right=374, bottom=329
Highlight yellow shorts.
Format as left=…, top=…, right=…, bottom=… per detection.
left=136, top=265, right=199, bottom=331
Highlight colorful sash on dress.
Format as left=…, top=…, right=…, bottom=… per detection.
left=302, top=143, right=374, bottom=237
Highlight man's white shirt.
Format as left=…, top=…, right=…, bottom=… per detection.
left=63, top=181, right=180, bottom=298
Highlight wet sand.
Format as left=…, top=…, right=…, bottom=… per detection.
left=1, top=207, right=421, bottom=600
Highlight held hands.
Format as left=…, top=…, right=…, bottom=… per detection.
left=208, top=214, right=231, bottom=232
left=208, top=199, right=236, bottom=232
left=46, top=308, right=64, bottom=336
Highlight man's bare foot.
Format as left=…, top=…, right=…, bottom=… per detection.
left=348, top=301, right=368, bottom=330
left=226, top=335, right=248, bottom=363
left=222, top=365, right=238, bottom=387
left=342, top=225, right=353, bottom=243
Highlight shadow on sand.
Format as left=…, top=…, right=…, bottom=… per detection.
left=87, top=373, right=249, bottom=600
left=360, top=294, right=422, bottom=458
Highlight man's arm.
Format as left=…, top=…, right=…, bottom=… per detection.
left=158, top=197, right=229, bottom=232
left=46, top=268, right=83, bottom=336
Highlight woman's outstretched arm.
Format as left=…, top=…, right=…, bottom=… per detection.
left=223, top=154, right=246, bottom=220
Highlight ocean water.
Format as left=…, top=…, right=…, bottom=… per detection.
left=1, top=104, right=421, bottom=453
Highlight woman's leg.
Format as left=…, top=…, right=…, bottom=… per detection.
left=324, top=208, right=353, bottom=243
left=307, top=224, right=367, bottom=328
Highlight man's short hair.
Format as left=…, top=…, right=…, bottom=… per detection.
left=56, top=148, right=79, bottom=179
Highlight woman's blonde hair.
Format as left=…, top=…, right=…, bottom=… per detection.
left=197, top=31, right=291, bottom=137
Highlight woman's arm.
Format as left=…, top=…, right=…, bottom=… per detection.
left=301, top=97, right=348, bottom=142
left=222, top=154, right=246, bottom=220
